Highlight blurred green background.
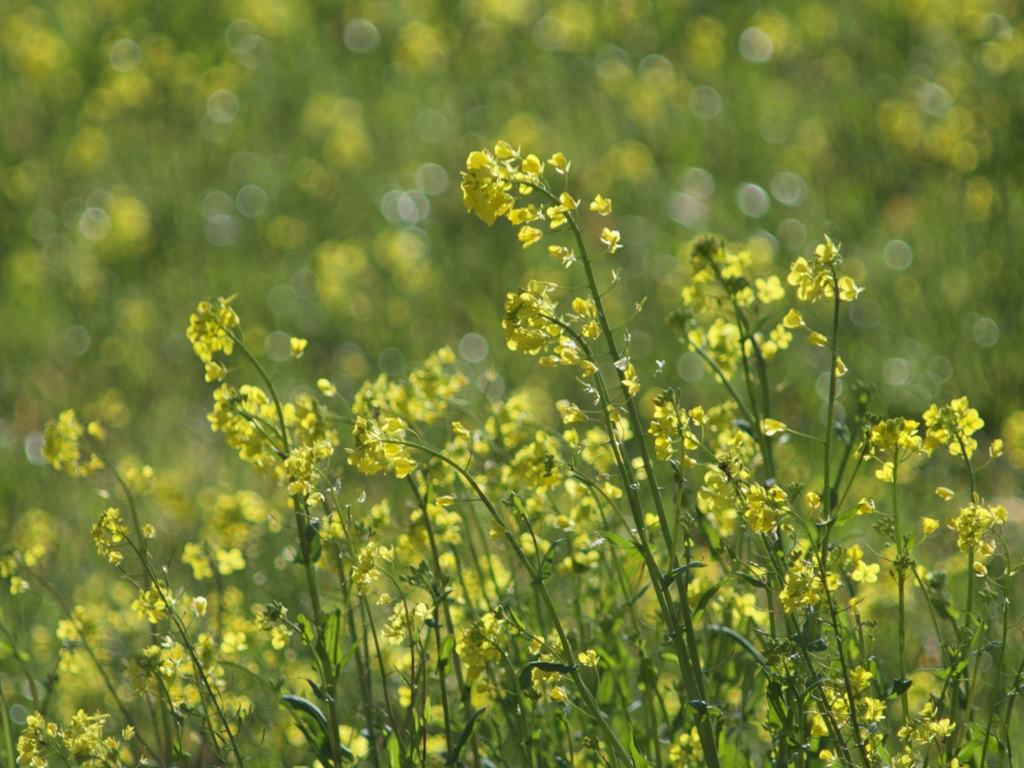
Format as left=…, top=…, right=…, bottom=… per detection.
left=3, top=0, right=1023, bottom=681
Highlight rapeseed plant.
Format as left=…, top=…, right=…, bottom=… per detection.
left=5, top=142, right=1019, bottom=768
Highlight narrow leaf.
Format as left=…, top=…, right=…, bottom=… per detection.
left=628, top=727, right=651, bottom=768
left=661, top=561, right=706, bottom=588
left=322, top=609, right=342, bottom=671
left=446, top=706, right=487, bottom=765
left=524, top=660, right=578, bottom=674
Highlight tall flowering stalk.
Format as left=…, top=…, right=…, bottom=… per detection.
left=463, top=142, right=724, bottom=767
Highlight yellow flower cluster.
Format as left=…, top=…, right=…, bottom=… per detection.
left=456, top=611, right=505, bottom=682
left=208, top=384, right=282, bottom=473
left=17, top=710, right=134, bottom=768
left=897, top=701, right=956, bottom=751
left=743, top=482, right=790, bottom=535
left=348, top=416, right=417, bottom=478
left=779, top=557, right=826, bottom=613
left=462, top=141, right=619, bottom=255
left=185, top=295, right=240, bottom=363
left=502, top=280, right=561, bottom=356
left=950, top=501, right=1006, bottom=555
left=91, top=507, right=130, bottom=566
left=786, top=235, right=863, bottom=303
left=869, top=418, right=925, bottom=480
left=682, top=238, right=794, bottom=368
left=352, top=347, right=467, bottom=425
left=132, top=584, right=173, bottom=624
left=647, top=391, right=699, bottom=463
left=42, top=409, right=105, bottom=478
left=923, top=396, right=985, bottom=458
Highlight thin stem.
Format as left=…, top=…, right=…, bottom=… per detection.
left=25, top=565, right=158, bottom=760
left=891, top=455, right=912, bottom=727
left=389, top=440, right=632, bottom=765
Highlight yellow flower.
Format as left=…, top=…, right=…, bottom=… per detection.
left=290, top=337, right=308, bottom=358
left=923, top=396, right=984, bottom=458
left=621, top=362, right=640, bottom=397
left=522, top=153, right=543, bottom=174
left=494, top=140, right=516, bottom=159
left=518, top=225, right=543, bottom=248
left=838, top=275, right=863, bottom=302
left=548, top=245, right=576, bottom=267
left=215, top=547, right=246, bottom=575
left=755, top=275, right=785, bottom=303
left=508, top=205, right=540, bottom=225
left=600, top=227, right=622, bottom=252
left=183, top=542, right=213, bottom=580
left=779, top=557, right=824, bottom=613
left=317, top=378, right=337, bottom=397
left=810, top=714, right=829, bottom=737
left=548, top=152, right=570, bottom=172
left=762, top=418, right=787, bottom=436
left=205, top=361, right=228, bottom=382
left=782, top=308, right=805, bottom=328
left=851, top=559, right=880, bottom=583
left=922, top=517, right=940, bottom=535
left=589, top=194, right=612, bottom=215
left=744, top=482, right=790, bottom=534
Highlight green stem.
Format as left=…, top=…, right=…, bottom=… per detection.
left=226, top=331, right=346, bottom=768
left=979, top=540, right=1010, bottom=767
left=553, top=191, right=721, bottom=767
left=390, top=440, right=632, bottom=765
left=891, top=455, right=911, bottom=728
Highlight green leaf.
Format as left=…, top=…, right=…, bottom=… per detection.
left=172, top=740, right=191, bottom=759
left=732, top=570, right=768, bottom=589
left=705, top=624, right=769, bottom=673
left=322, top=609, right=342, bottom=672
left=387, top=731, right=400, bottom=768
left=439, top=634, right=456, bottom=672
left=532, top=538, right=564, bottom=584
left=297, top=613, right=316, bottom=648
left=281, top=694, right=332, bottom=765
left=692, top=583, right=721, bottom=621
left=446, top=706, right=487, bottom=765
left=281, top=694, right=355, bottom=765
left=296, top=519, right=323, bottom=564
left=628, top=727, right=650, bottom=768
left=601, top=530, right=638, bottom=549
left=661, top=561, right=706, bottom=588
left=303, top=677, right=331, bottom=703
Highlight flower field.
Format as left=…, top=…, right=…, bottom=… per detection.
left=3, top=1, right=1024, bottom=766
